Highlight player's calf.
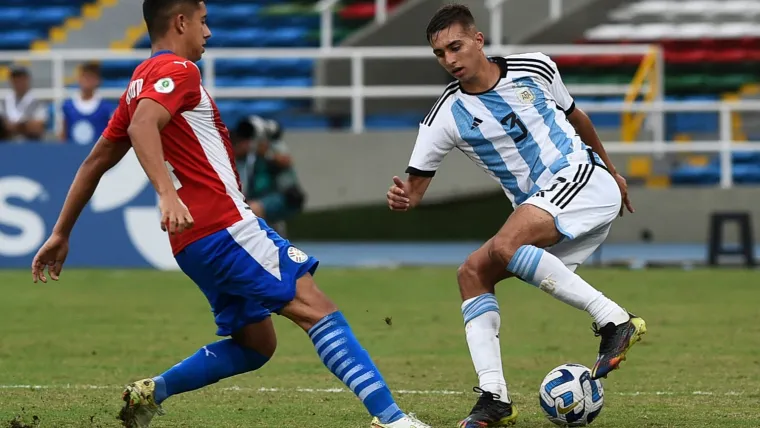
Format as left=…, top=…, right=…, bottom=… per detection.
left=280, top=274, right=426, bottom=426
left=148, top=320, right=276, bottom=408
left=119, top=334, right=272, bottom=427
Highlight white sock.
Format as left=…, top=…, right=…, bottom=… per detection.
left=461, top=294, right=510, bottom=403
left=507, top=245, right=629, bottom=326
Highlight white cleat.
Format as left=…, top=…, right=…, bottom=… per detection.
left=371, top=413, right=432, bottom=428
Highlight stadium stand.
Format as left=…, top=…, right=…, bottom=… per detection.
left=94, top=0, right=407, bottom=130
left=549, top=0, right=760, bottom=185
left=0, top=0, right=97, bottom=51
left=2, top=0, right=756, bottom=184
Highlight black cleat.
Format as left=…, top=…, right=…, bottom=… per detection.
left=590, top=313, right=647, bottom=380
left=457, top=387, right=518, bottom=427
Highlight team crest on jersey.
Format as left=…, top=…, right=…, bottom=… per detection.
left=287, top=246, right=309, bottom=263
left=155, top=77, right=175, bottom=94
left=516, top=86, right=536, bottom=104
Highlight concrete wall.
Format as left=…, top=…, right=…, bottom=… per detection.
left=285, top=131, right=760, bottom=244
left=605, top=188, right=760, bottom=244
left=285, top=130, right=499, bottom=209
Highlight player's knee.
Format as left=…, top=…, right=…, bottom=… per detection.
left=457, top=258, right=479, bottom=285
left=244, top=337, right=277, bottom=360
left=232, top=322, right=278, bottom=358
left=489, top=234, right=520, bottom=266
left=281, top=275, right=340, bottom=331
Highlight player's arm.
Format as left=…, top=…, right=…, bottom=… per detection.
left=129, top=63, right=204, bottom=233
left=387, top=174, right=432, bottom=210
left=32, top=99, right=133, bottom=283
left=32, top=136, right=130, bottom=283
left=543, top=52, right=634, bottom=214
left=53, top=137, right=131, bottom=237
left=127, top=99, right=194, bottom=234
left=388, top=110, right=455, bottom=211
left=127, top=100, right=178, bottom=198
left=566, top=108, right=615, bottom=173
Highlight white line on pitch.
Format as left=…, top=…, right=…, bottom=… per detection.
left=0, top=385, right=748, bottom=397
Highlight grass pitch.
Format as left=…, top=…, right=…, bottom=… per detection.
left=1, top=267, right=759, bottom=427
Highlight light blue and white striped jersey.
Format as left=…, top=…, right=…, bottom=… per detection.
left=407, top=52, right=597, bottom=207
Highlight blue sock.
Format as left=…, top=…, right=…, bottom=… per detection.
left=507, top=245, right=546, bottom=284
left=152, top=339, right=269, bottom=404
left=308, top=311, right=404, bottom=424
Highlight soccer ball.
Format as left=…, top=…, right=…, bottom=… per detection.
left=539, top=363, right=604, bottom=426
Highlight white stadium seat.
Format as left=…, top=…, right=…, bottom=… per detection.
left=585, top=20, right=760, bottom=41
left=627, top=23, right=677, bottom=40
left=584, top=24, right=638, bottom=40
left=609, top=0, right=760, bottom=22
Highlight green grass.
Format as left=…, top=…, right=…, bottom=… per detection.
left=1, top=268, right=759, bottom=427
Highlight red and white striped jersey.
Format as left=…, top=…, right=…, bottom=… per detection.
left=103, top=50, right=251, bottom=255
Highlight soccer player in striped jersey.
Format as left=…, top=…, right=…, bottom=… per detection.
left=386, top=4, right=647, bottom=427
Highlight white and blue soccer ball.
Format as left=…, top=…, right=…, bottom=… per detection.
left=539, top=363, right=604, bottom=427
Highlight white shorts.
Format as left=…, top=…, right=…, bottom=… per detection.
left=523, top=160, right=622, bottom=271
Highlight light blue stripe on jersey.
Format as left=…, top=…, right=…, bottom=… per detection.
left=521, top=77, right=574, bottom=174
left=451, top=99, right=528, bottom=203
left=523, top=77, right=575, bottom=156
left=477, top=90, right=545, bottom=195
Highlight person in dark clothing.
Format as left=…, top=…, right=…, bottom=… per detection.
left=233, top=117, right=306, bottom=227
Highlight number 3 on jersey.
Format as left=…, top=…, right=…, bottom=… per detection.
left=501, top=112, right=527, bottom=143
left=166, top=161, right=183, bottom=190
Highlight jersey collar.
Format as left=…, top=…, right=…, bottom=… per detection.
left=151, top=50, right=174, bottom=58
left=490, top=56, right=508, bottom=78
left=459, top=57, right=507, bottom=96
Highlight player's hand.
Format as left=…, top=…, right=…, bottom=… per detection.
left=32, top=233, right=69, bottom=283
left=159, top=195, right=194, bottom=234
left=613, top=172, right=635, bottom=216
left=387, top=176, right=410, bottom=211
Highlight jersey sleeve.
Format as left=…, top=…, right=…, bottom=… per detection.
left=136, top=61, right=202, bottom=116
left=406, top=110, right=456, bottom=177
left=541, top=53, right=575, bottom=115
left=102, top=95, right=130, bottom=142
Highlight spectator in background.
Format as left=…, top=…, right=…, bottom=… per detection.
left=0, top=66, right=48, bottom=141
left=60, top=62, right=115, bottom=145
left=233, top=116, right=306, bottom=232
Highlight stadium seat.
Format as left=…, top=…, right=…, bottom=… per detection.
left=0, top=1, right=94, bottom=50
left=670, top=163, right=721, bottom=185
left=0, top=30, right=45, bottom=50
left=108, top=0, right=411, bottom=126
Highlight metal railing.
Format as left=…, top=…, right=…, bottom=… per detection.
left=3, top=45, right=758, bottom=187
left=0, top=44, right=653, bottom=134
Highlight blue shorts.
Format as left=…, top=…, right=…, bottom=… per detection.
left=175, top=216, right=319, bottom=336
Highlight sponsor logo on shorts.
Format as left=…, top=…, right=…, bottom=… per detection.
left=287, top=246, right=309, bottom=263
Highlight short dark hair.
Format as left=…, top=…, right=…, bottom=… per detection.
left=143, top=0, right=203, bottom=41
left=81, top=62, right=101, bottom=77
left=426, top=3, right=476, bottom=43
